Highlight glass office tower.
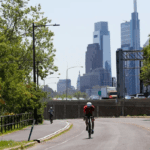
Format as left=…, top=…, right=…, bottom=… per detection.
left=93, top=22, right=112, bottom=78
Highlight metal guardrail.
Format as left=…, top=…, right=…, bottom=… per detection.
left=0, top=113, right=33, bottom=134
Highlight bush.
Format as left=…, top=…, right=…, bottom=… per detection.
left=37, top=114, right=43, bottom=124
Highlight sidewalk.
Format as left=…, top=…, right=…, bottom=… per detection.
left=0, top=120, right=67, bottom=142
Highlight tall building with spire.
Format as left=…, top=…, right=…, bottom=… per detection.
left=121, top=0, right=142, bottom=95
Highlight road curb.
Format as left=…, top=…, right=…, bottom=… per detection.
left=35, top=121, right=72, bottom=143
left=119, top=116, right=150, bottom=118
left=3, top=121, right=72, bottom=150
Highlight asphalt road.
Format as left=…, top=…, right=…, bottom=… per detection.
left=27, top=118, right=150, bottom=150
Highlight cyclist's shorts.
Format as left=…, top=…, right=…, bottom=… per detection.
left=85, top=113, right=93, bottom=118
left=85, top=114, right=95, bottom=121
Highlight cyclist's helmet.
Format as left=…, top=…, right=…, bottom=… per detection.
left=87, top=102, right=92, bottom=107
left=50, top=107, right=52, bottom=109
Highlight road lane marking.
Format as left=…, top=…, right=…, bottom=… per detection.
left=38, top=122, right=70, bottom=141
left=44, top=130, right=84, bottom=150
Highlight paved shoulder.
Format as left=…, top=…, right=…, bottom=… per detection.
left=0, top=120, right=67, bottom=141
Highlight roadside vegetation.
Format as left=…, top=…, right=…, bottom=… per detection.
left=0, top=140, right=34, bottom=150
left=0, top=123, right=32, bottom=136
left=0, top=0, right=59, bottom=120
left=140, top=36, right=150, bottom=87
left=54, top=91, right=88, bottom=100
left=126, top=114, right=147, bottom=116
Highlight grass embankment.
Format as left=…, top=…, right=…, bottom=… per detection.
left=0, top=125, right=33, bottom=150
left=126, top=114, right=147, bottom=116
left=0, top=124, right=32, bottom=136
left=0, top=120, right=43, bottom=136
left=0, top=140, right=34, bottom=150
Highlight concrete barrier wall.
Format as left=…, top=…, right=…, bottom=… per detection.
left=44, top=99, right=150, bottom=119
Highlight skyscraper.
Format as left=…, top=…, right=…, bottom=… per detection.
left=93, top=22, right=112, bottom=77
left=86, top=43, right=103, bottom=74
left=121, top=0, right=141, bottom=95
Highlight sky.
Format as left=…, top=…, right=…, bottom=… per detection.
left=27, top=0, right=150, bottom=92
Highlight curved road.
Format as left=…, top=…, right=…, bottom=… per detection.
left=27, top=118, right=150, bottom=150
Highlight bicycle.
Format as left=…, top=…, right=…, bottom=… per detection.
left=85, top=116, right=93, bottom=139
left=49, top=115, right=53, bottom=124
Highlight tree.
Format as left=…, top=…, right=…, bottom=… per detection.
left=140, top=37, right=150, bottom=86
left=0, top=33, right=47, bottom=115
left=0, top=0, right=58, bottom=117
left=73, top=91, right=88, bottom=99
left=0, top=0, right=58, bottom=81
left=81, top=92, right=88, bottom=99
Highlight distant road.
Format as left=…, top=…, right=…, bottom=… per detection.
left=28, top=118, right=150, bottom=150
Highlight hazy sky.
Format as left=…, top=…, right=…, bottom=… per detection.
left=27, top=0, right=149, bottom=92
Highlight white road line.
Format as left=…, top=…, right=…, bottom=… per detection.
left=38, top=122, right=70, bottom=141
left=44, top=130, right=84, bottom=150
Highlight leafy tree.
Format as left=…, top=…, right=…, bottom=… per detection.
left=55, top=94, right=61, bottom=98
left=54, top=93, right=73, bottom=99
left=81, top=92, right=88, bottom=99
left=0, top=0, right=58, bottom=81
left=0, top=33, right=47, bottom=116
left=0, top=0, right=58, bottom=118
left=140, top=37, right=150, bottom=86
left=73, top=91, right=88, bottom=99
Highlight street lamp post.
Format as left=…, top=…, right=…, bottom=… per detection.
left=66, top=66, right=83, bottom=100
left=33, top=22, right=60, bottom=124
left=33, top=23, right=60, bottom=86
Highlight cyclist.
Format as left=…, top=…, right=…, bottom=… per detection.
left=48, top=107, right=54, bottom=123
left=83, top=102, right=95, bottom=134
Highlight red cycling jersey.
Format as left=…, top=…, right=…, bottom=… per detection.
left=83, top=105, right=95, bottom=115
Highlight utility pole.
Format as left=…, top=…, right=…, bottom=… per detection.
left=66, top=69, right=68, bottom=100
left=37, top=61, right=39, bottom=86
left=33, top=23, right=37, bottom=124
left=33, top=23, right=36, bottom=85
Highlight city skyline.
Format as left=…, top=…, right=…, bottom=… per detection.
left=27, top=0, right=150, bottom=92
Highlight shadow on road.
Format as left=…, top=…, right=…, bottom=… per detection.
left=83, top=137, right=94, bottom=140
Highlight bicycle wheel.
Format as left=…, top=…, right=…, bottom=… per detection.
left=50, top=116, right=52, bottom=124
left=88, top=118, right=91, bottom=138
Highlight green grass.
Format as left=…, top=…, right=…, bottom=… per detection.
left=0, top=120, right=44, bottom=136
left=0, top=140, right=33, bottom=150
left=126, top=114, right=147, bottom=117
left=0, top=124, right=32, bottom=136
